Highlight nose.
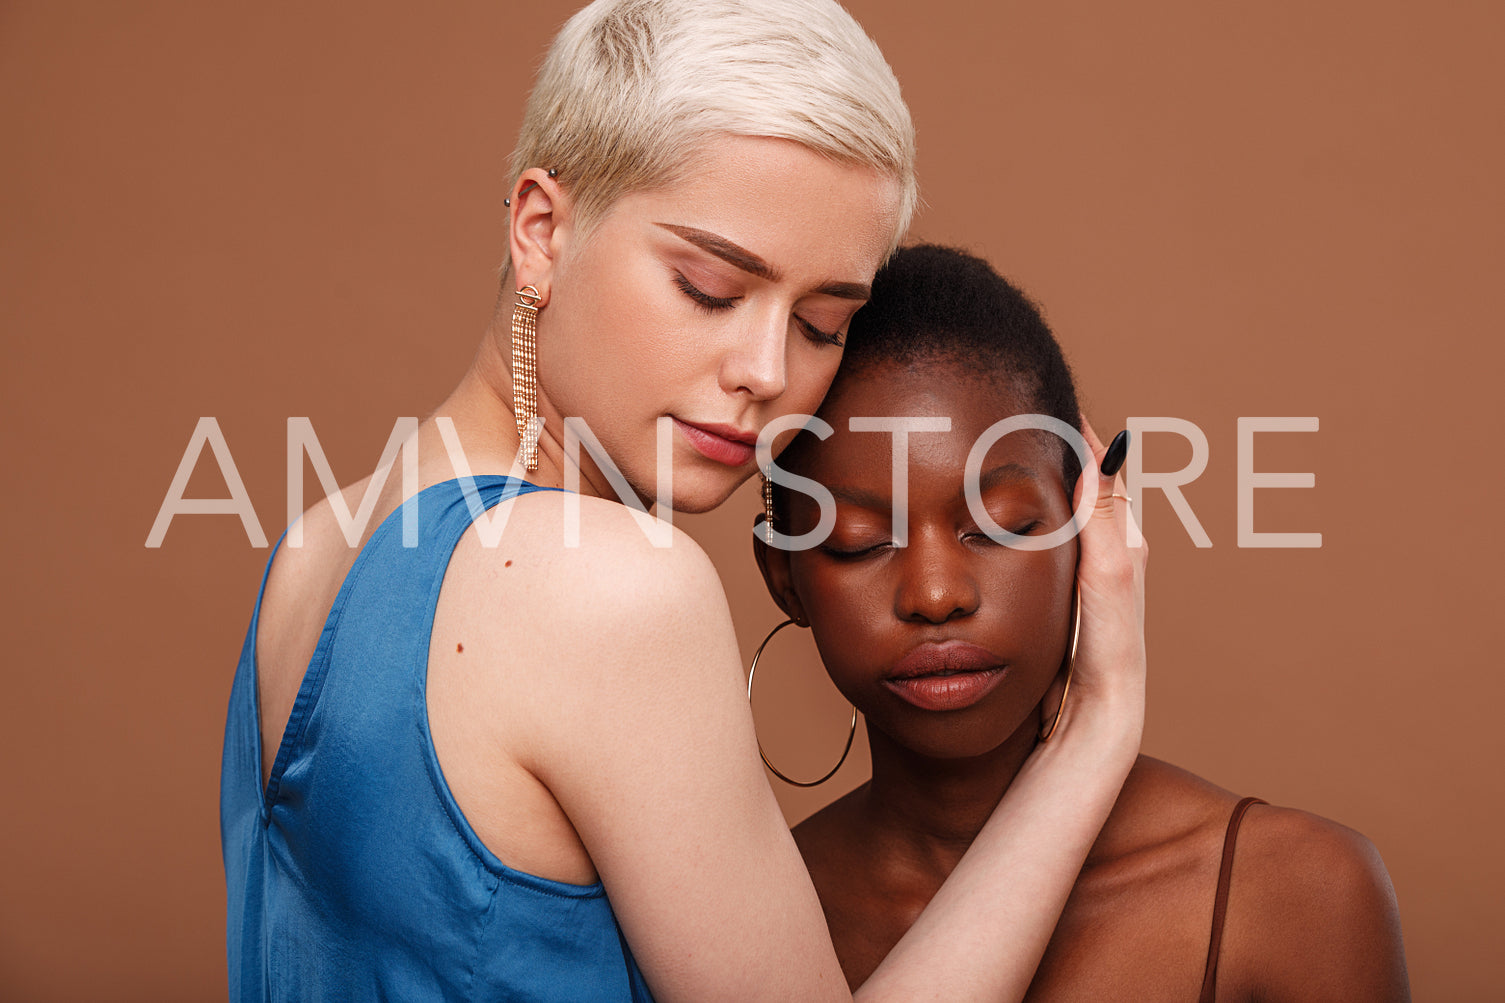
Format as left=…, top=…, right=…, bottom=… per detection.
left=719, top=310, right=788, bottom=400
left=894, top=531, right=981, bottom=626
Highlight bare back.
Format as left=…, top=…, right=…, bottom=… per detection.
left=253, top=423, right=598, bottom=886
left=235, top=402, right=1154, bottom=1001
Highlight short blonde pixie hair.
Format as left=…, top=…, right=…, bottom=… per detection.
left=501, top=0, right=916, bottom=279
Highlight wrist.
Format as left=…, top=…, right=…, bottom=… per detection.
left=1040, top=683, right=1143, bottom=777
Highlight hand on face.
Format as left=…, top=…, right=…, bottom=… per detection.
left=1045, top=418, right=1147, bottom=747
left=756, top=368, right=1083, bottom=761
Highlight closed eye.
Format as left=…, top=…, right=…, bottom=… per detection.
left=818, top=541, right=891, bottom=560
left=968, top=521, right=1040, bottom=544
left=674, top=273, right=740, bottom=311
left=796, top=316, right=845, bottom=347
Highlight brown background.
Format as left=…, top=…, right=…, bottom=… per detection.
left=2, top=1, right=1500, bottom=999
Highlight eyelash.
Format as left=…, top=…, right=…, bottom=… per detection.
left=798, top=317, right=845, bottom=348
left=968, top=521, right=1041, bottom=543
left=674, top=273, right=739, bottom=311
left=673, top=274, right=846, bottom=348
left=822, top=521, right=1041, bottom=560
left=818, top=542, right=890, bottom=561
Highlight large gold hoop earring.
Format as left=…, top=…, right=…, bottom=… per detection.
left=1038, top=586, right=1082, bottom=743
left=746, top=618, right=857, bottom=787
left=511, top=284, right=542, bottom=471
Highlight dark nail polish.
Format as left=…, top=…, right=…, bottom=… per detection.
left=1100, top=430, right=1130, bottom=477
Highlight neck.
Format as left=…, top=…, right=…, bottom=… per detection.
left=856, top=715, right=1041, bottom=881
left=432, top=322, right=627, bottom=503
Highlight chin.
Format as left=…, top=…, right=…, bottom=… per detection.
left=875, top=716, right=1023, bottom=763
left=665, top=468, right=754, bottom=515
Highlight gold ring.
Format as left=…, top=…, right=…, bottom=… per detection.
left=1111, top=492, right=1132, bottom=503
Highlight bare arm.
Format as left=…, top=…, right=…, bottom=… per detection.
left=858, top=416, right=1146, bottom=999
left=465, top=420, right=1144, bottom=1002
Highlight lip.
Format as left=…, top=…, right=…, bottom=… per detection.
left=883, top=641, right=1008, bottom=712
left=673, top=417, right=757, bottom=466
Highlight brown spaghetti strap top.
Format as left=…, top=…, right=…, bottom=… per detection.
left=1197, top=796, right=1267, bottom=1003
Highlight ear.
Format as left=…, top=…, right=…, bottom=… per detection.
left=507, top=167, right=570, bottom=303
left=752, top=516, right=810, bottom=626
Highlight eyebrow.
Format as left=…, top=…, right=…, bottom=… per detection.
left=656, top=222, right=871, bottom=301
left=824, top=464, right=1038, bottom=510
left=657, top=223, right=780, bottom=282
left=828, top=483, right=892, bottom=511
left=977, top=464, right=1040, bottom=494
left=813, top=280, right=871, bottom=301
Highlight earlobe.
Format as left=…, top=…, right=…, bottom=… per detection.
left=752, top=521, right=809, bottom=625
left=508, top=167, right=569, bottom=301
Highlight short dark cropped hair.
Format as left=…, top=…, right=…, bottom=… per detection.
left=768, top=245, right=1085, bottom=539
left=836, top=243, right=1083, bottom=487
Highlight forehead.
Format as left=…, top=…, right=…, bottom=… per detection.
left=606, top=135, right=903, bottom=277
left=824, top=358, right=1023, bottom=431
left=797, top=360, right=1057, bottom=486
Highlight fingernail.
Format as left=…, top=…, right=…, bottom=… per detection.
left=1100, top=430, right=1130, bottom=477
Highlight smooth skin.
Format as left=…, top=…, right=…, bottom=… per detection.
left=759, top=361, right=1410, bottom=1001
left=254, top=135, right=1148, bottom=1002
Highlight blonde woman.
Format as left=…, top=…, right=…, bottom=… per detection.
left=221, top=1, right=1147, bottom=999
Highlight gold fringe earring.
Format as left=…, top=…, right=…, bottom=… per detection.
left=761, top=474, right=775, bottom=544
left=511, top=285, right=542, bottom=471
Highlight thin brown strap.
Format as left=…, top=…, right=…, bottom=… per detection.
left=1197, top=796, right=1267, bottom=1003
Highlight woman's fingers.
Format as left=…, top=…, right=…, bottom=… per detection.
left=1060, top=415, right=1146, bottom=731
left=1080, top=413, right=1108, bottom=462
left=1075, top=415, right=1141, bottom=559
left=1077, top=416, right=1130, bottom=523
left=1073, top=418, right=1133, bottom=597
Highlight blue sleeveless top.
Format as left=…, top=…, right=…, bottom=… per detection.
left=221, top=476, right=655, bottom=1002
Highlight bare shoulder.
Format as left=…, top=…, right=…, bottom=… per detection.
left=1117, top=754, right=1238, bottom=806
left=1237, top=801, right=1395, bottom=888
left=422, top=489, right=744, bottom=886
left=1220, top=801, right=1411, bottom=1001
left=1229, top=802, right=1408, bottom=957
left=432, top=488, right=744, bottom=757
left=1049, top=758, right=1408, bottom=1001
left=1102, top=757, right=1405, bottom=940
left=1089, top=756, right=1244, bottom=860
left=442, top=488, right=729, bottom=647
left=432, top=491, right=850, bottom=998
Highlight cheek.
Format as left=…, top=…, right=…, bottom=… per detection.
left=792, top=564, right=882, bottom=685
left=777, top=345, right=844, bottom=418
left=978, top=549, right=1075, bottom=659
left=541, top=260, right=685, bottom=414
left=1019, top=549, right=1077, bottom=657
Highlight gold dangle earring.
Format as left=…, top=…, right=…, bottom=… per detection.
left=1038, top=586, right=1082, bottom=742
left=746, top=618, right=857, bottom=787
left=511, top=285, right=542, bottom=471
left=761, top=473, right=776, bottom=545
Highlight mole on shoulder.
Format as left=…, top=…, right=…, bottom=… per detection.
left=505, top=560, right=513, bottom=568
left=456, top=643, right=464, bottom=653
